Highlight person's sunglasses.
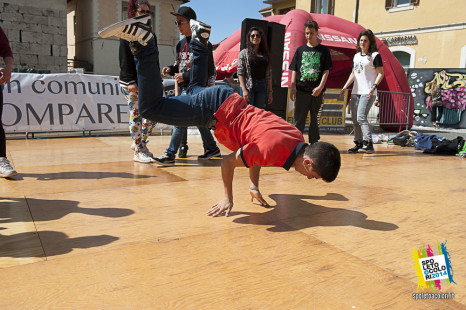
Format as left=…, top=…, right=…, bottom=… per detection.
left=137, top=9, right=151, bottom=14
left=250, top=34, right=261, bottom=39
left=175, top=21, right=189, bottom=26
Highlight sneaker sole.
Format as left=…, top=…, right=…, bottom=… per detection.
left=153, top=159, right=175, bottom=166
left=198, top=152, right=221, bottom=160
left=98, top=15, right=151, bottom=38
left=1, top=171, right=18, bottom=178
left=358, top=150, right=374, bottom=154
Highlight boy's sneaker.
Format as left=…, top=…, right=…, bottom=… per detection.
left=178, top=145, right=188, bottom=158
left=198, top=147, right=221, bottom=160
left=358, top=141, right=374, bottom=154
left=134, top=152, right=154, bottom=163
left=98, top=15, right=154, bottom=46
left=140, top=145, right=153, bottom=158
left=0, top=157, right=18, bottom=178
left=153, top=153, right=175, bottom=166
left=348, top=141, right=363, bottom=154
left=190, top=19, right=211, bottom=46
left=132, top=143, right=153, bottom=158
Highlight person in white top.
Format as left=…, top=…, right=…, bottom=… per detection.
left=340, top=29, right=384, bottom=153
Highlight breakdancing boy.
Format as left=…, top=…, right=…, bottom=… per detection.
left=99, top=15, right=341, bottom=217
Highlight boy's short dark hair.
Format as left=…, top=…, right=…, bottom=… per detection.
left=304, top=142, right=340, bottom=182
left=304, top=20, right=319, bottom=32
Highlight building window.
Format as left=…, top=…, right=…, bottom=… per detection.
left=279, top=7, right=295, bottom=15
left=396, top=0, right=410, bottom=5
left=389, top=46, right=416, bottom=70
left=393, top=51, right=411, bottom=71
left=311, top=0, right=334, bottom=15
left=385, top=0, right=419, bottom=10
left=317, top=0, right=329, bottom=14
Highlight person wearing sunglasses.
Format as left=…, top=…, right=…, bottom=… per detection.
left=155, top=6, right=220, bottom=166
left=237, top=27, right=273, bottom=109
left=119, top=0, right=157, bottom=163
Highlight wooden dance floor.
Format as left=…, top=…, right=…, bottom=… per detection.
left=0, top=133, right=464, bottom=309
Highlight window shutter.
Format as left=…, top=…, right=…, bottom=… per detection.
left=327, top=0, right=335, bottom=14
left=385, top=0, right=394, bottom=9
left=310, top=0, right=316, bottom=13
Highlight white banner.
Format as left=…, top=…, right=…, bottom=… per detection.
left=2, top=73, right=175, bottom=133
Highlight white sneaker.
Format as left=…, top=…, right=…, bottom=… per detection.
left=190, top=19, right=211, bottom=46
left=0, top=157, right=18, bottom=178
left=132, top=143, right=153, bottom=158
left=98, top=15, right=154, bottom=46
left=139, top=145, right=153, bottom=158
left=134, top=152, right=154, bottom=163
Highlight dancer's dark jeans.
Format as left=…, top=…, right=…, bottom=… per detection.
left=134, top=39, right=234, bottom=128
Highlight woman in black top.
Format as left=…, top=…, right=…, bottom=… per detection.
left=237, top=27, right=273, bottom=109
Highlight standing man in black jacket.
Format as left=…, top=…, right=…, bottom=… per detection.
left=155, top=6, right=221, bottom=165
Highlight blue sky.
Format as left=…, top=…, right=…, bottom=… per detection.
left=180, top=0, right=268, bottom=44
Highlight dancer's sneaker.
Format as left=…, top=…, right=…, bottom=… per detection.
left=153, top=153, right=175, bottom=166
left=348, top=141, right=363, bottom=154
left=190, top=19, right=211, bottom=46
left=140, top=144, right=153, bottom=158
left=178, top=145, right=188, bottom=158
left=98, top=15, right=154, bottom=46
left=132, top=143, right=153, bottom=158
left=198, top=147, right=221, bottom=160
left=0, top=157, right=18, bottom=178
left=358, top=141, right=374, bottom=154
left=134, top=151, right=153, bottom=163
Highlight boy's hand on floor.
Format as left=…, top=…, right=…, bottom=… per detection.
left=207, top=198, right=233, bottom=217
left=249, top=188, right=270, bottom=207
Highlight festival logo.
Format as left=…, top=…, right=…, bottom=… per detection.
left=412, top=241, right=456, bottom=292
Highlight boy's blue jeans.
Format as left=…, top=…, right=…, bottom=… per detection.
left=134, top=38, right=234, bottom=129
left=166, top=90, right=218, bottom=157
left=240, top=79, right=267, bottom=109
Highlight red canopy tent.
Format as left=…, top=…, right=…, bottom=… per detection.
left=214, top=9, right=413, bottom=130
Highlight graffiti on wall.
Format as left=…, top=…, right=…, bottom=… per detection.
left=408, top=69, right=466, bottom=129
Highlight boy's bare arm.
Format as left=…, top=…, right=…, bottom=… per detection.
left=207, top=149, right=244, bottom=217
left=249, top=165, right=270, bottom=207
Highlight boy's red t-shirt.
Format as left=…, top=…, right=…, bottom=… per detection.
left=214, top=93, right=307, bottom=170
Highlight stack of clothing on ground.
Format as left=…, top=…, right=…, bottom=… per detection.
left=414, top=133, right=466, bottom=157
left=386, top=130, right=466, bottom=157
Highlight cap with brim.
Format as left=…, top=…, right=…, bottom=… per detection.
left=170, top=6, right=196, bottom=20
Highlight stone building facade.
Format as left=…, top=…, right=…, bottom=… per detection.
left=68, top=0, right=187, bottom=75
left=0, top=0, right=68, bottom=73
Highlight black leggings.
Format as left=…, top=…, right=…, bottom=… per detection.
left=431, top=106, right=444, bottom=123
left=0, top=89, right=6, bottom=157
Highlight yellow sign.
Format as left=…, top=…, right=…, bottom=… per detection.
left=286, top=88, right=348, bottom=132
